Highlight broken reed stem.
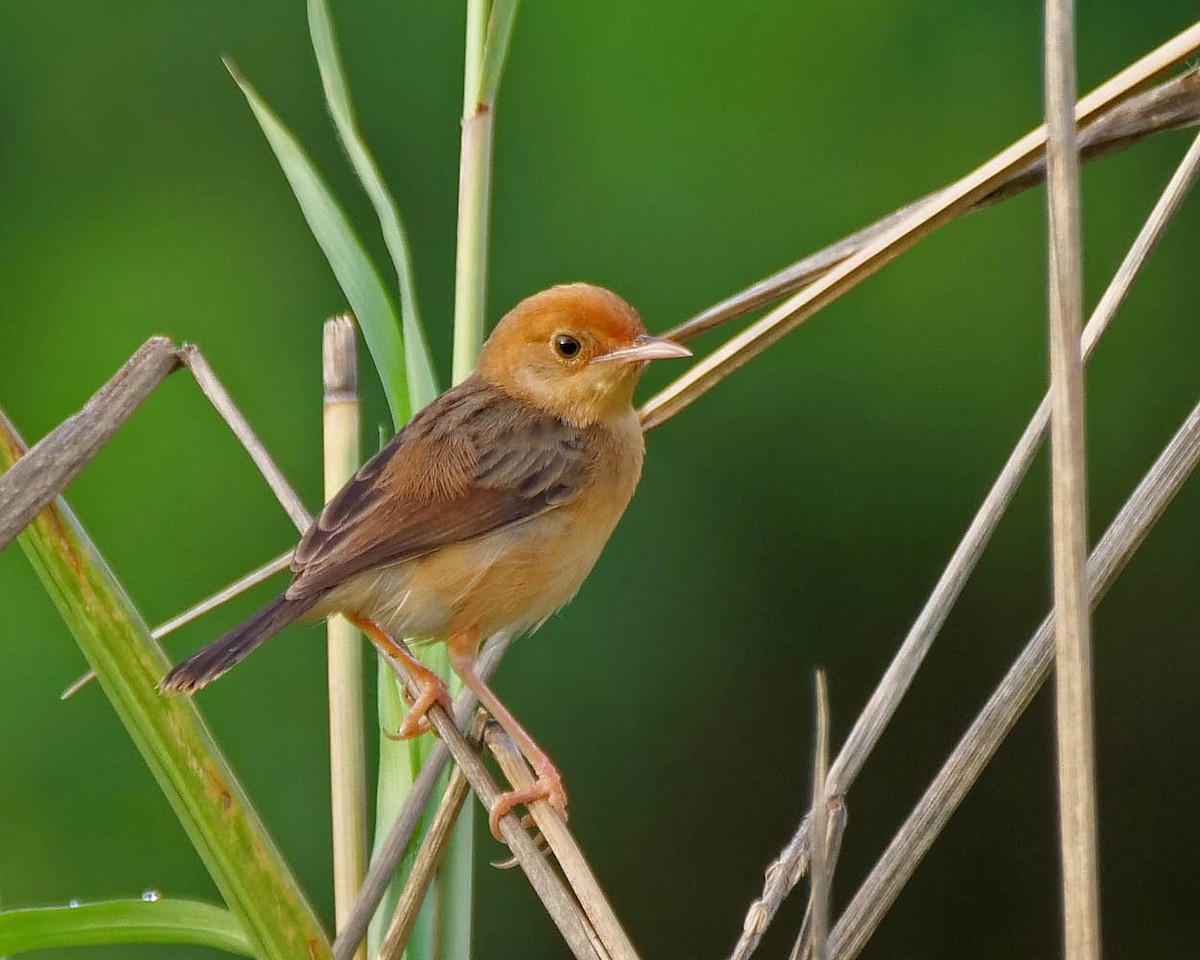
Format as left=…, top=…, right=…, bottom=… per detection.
left=0, top=337, right=180, bottom=550
left=807, top=672, right=831, bottom=960
left=729, top=118, right=1200, bottom=960
left=323, top=316, right=368, bottom=958
left=486, top=726, right=639, bottom=960
left=788, top=802, right=847, bottom=960
left=641, top=21, right=1200, bottom=430
left=828, top=393, right=1200, bottom=960
left=1044, top=2, right=1102, bottom=956
left=377, top=712, right=488, bottom=960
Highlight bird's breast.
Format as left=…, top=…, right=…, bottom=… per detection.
left=333, top=412, right=644, bottom=641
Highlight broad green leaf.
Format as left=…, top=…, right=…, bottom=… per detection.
left=307, top=0, right=439, bottom=412
left=0, top=899, right=252, bottom=957
left=227, top=59, right=411, bottom=427
left=0, top=413, right=331, bottom=960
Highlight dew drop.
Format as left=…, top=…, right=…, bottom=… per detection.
left=141, top=889, right=161, bottom=903
left=68, top=899, right=81, bottom=908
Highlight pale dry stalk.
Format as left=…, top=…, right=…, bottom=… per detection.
left=323, top=316, right=368, bottom=959
left=1044, top=1, right=1102, bottom=956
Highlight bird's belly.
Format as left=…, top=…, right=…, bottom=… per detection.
left=328, top=492, right=628, bottom=642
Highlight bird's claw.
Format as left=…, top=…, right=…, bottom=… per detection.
left=490, top=815, right=548, bottom=869
left=487, top=768, right=568, bottom=842
left=385, top=674, right=453, bottom=740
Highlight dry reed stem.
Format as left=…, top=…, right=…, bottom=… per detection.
left=1043, top=1, right=1102, bottom=956
left=377, top=712, right=488, bottom=960
left=661, top=66, right=1200, bottom=349
left=322, top=317, right=368, bottom=959
left=806, top=673, right=831, bottom=960
left=828, top=393, right=1200, bottom=960
left=728, top=115, right=1200, bottom=960
left=788, top=802, right=847, bottom=960
left=332, top=635, right=510, bottom=960
left=732, top=802, right=847, bottom=960
left=0, top=336, right=180, bottom=549
left=733, top=816, right=811, bottom=960
left=486, top=725, right=640, bottom=960
left=641, top=21, right=1200, bottom=431
left=375, top=649, right=602, bottom=960
left=178, top=344, right=313, bottom=531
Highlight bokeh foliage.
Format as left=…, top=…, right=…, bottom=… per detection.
left=2, top=2, right=1199, bottom=957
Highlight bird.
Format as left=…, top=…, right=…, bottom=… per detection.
left=160, top=282, right=691, bottom=838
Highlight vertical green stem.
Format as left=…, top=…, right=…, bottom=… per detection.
left=451, top=0, right=494, bottom=385
left=323, top=318, right=368, bottom=960
left=436, top=3, right=495, bottom=956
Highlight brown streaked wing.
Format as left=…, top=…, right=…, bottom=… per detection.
left=286, top=375, right=593, bottom=598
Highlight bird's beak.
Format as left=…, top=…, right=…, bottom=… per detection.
left=591, top=334, right=692, bottom=365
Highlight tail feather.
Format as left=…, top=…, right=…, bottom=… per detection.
left=159, top=594, right=317, bottom=694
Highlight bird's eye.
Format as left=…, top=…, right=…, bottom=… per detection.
left=553, top=334, right=581, bottom=358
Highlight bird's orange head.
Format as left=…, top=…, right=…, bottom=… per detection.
left=477, top=283, right=691, bottom=426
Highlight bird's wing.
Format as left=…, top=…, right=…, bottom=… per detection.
left=286, top=375, right=593, bottom=598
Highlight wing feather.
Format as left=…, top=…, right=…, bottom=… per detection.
left=286, top=376, right=593, bottom=598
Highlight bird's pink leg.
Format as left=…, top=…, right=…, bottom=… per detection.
left=447, top=626, right=568, bottom=841
left=348, top=613, right=452, bottom=739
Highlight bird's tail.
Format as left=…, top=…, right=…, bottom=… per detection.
left=159, top=594, right=318, bottom=694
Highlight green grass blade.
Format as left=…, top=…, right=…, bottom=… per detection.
left=367, top=669, right=422, bottom=958
left=307, top=0, right=439, bottom=412
left=0, top=899, right=252, bottom=957
left=477, top=0, right=522, bottom=106
left=0, top=412, right=331, bottom=960
left=226, top=59, right=411, bottom=427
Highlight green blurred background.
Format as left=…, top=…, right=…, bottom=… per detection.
left=3, top=2, right=1199, bottom=957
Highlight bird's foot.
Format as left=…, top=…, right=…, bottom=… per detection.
left=488, top=762, right=568, bottom=841
left=385, top=673, right=453, bottom=740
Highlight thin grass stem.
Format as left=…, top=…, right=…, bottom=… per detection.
left=728, top=118, right=1200, bottom=960
left=641, top=22, right=1200, bottom=431
left=661, top=66, right=1200, bottom=349
left=60, top=548, right=295, bottom=700
left=179, top=344, right=313, bottom=530
left=806, top=673, right=831, bottom=960
left=828, top=393, right=1200, bottom=960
